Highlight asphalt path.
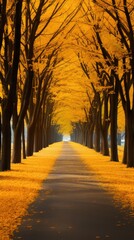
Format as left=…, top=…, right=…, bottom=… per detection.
left=13, top=142, right=134, bottom=240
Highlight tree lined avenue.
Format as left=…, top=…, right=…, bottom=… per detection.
left=0, top=0, right=134, bottom=171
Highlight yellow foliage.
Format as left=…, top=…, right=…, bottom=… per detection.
left=50, top=48, right=93, bottom=134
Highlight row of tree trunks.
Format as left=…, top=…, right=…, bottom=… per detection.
left=92, top=0, right=134, bottom=167
left=71, top=86, right=119, bottom=162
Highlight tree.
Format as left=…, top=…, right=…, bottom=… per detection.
left=92, top=0, right=134, bottom=166
left=1, top=0, right=22, bottom=170
left=74, top=1, right=122, bottom=161
left=12, top=0, right=81, bottom=162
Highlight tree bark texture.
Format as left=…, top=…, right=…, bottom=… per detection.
left=110, top=93, right=118, bottom=162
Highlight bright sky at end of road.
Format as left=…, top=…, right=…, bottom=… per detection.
left=63, top=135, right=71, bottom=141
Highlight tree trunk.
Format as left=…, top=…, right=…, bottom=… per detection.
left=110, top=93, right=118, bottom=161
left=34, top=130, right=39, bottom=152
left=126, top=109, right=134, bottom=167
left=34, top=119, right=41, bottom=152
left=101, top=129, right=109, bottom=156
left=87, top=125, right=94, bottom=149
left=12, top=127, right=21, bottom=163
left=1, top=115, right=11, bottom=170
left=43, top=128, right=48, bottom=148
left=27, top=124, right=35, bottom=156
left=22, top=121, right=26, bottom=159
left=94, top=126, right=100, bottom=152
left=38, top=120, right=43, bottom=150
left=100, top=93, right=110, bottom=156
left=94, top=112, right=101, bottom=152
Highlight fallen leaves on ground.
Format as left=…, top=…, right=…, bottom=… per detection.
left=1, top=141, right=134, bottom=240
left=70, top=142, right=134, bottom=216
left=0, top=142, right=63, bottom=240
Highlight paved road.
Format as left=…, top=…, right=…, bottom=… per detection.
left=13, top=142, right=134, bottom=240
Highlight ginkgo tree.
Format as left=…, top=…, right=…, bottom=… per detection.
left=0, top=0, right=22, bottom=170
left=23, top=0, right=82, bottom=158
left=70, top=0, right=131, bottom=164
left=71, top=8, right=112, bottom=156
left=0, top=0, right=82, bottom=170
left=90, top=0, right=134, bottom=167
